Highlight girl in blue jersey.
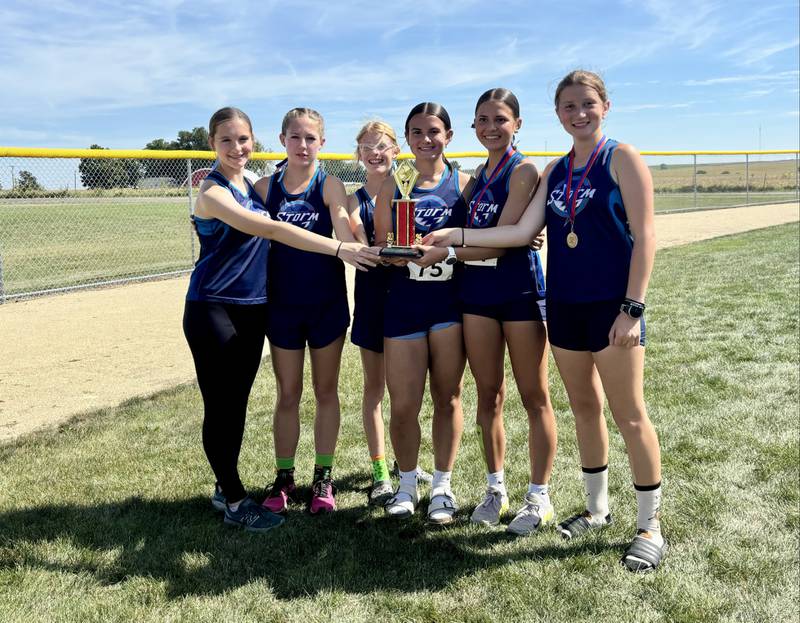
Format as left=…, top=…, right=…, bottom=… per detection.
left=457, top=89, right=558, bottom=534
left=374, top=102, right=473, bottom=524
left=184, top=107, right=376, bottom=533
left=424, top=71, right=666, bottom=571
left=346, top=120, right=400, bottom=506
left=261, top=108, right=357, bottom=516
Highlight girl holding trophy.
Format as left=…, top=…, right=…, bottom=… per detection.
left=423, top=71, right=666, bottom=571
left=185, top=107, right=375, bottom=532
left=260, top=108, right=358, bottom=515
left=346, top=120, right=400, bottom=506
left=459, top=88, right=558, bottom=535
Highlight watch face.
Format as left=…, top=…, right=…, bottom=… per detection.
left=624, top=304, right=643, bottom=318
left=445, top=249, right=457, bottom=265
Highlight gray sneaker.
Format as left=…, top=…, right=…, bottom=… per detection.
left=506, top=493, right=555, bottom=536
left=368, top=479, right=394, bottom=507
left=470, top=486, right=509, bottom=526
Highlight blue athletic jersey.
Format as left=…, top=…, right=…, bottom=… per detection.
left=186, top=170, right=269, bottom=304
left=462, top=151, right=545, bottom=305
left=265, top=167, right=345, bottom=304
left=384, top=165, right=466, bottom=335
left=355, top=186, right=377, bottom=245
left=545, top=139, right=632, bottom=302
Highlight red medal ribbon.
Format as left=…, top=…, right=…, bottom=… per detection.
left=468, top=146, right=515, bottom=227
left=564, top=136, right=607, bottom=228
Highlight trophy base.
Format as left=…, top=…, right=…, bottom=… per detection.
left=379, top=246, right=422, bottom=259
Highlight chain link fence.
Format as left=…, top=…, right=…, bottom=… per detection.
left=0, top=149, right=797, bottom=301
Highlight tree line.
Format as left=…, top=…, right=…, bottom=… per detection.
left=77, top=128, right=269, bottom=190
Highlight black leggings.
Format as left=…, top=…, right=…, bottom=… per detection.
left=183, top=300, right=267, bottom=503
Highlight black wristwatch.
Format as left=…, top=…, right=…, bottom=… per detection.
left=444, top=246, right=458, bottom=266
left=620, top=298, right=646, bottom=318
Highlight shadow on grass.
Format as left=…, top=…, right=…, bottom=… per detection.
left=0, top=475, right=620, bottom=600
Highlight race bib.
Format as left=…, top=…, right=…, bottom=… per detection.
left=408, top=261, right=454, bottom=282
left=464, top=258, right=498, bottom=267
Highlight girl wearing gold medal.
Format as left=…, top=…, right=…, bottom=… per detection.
left=423, top=71, right=666, bottom=571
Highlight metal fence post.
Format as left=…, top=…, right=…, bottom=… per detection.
left=745, top=154, right=749, bottom=206
left=693, top=154, right=697, bottom=209
left=187, top=159, right=195, bottom=263
left=796, top=152, right=799, bottom=200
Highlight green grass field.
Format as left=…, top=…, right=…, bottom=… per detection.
left=1, top=223, right=798, bottom=622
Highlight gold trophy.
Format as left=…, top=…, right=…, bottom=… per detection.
left=380, top=161, right=423, bottom=258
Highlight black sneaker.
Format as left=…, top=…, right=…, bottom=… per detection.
left=224, top=497, right=285, bottom=533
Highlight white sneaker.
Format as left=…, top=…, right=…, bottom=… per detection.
left=470, top=486, right=509, bottom=527
left=427, top=486, right=458, bottom=525
left=385, top=483, right=418, bottom=519
left=506, top=492, right=555, bottom=536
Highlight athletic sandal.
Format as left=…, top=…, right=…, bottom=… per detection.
left=470, top=486, right=509, bottom=527
left=368, top=479, right=394, bottom=507
left=621, top=531, right=668, bottom=573
left=427, top=487, right=459, bottom=526
left=391, top=461, right=434, bottom=485
left=385, top=483, right=418, bottom=519
left=506, top=492, right=555, bottom=536
left=211, top=484, right=226, bottom=512
left=557, top=510, right=612, bottom=540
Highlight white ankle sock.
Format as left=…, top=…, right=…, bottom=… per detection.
left=487, top=470, right=505, bottom=492
left=432, top=469, right=452, bottom=490
left=399, top=468, right=417, bottom=490
left=582, top=466, right=609, bottom=518
left=635, top=484, right=662, bottom=542
left=527, top=482, right=550, bottom=503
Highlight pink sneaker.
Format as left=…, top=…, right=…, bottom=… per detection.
left=262, top=469, right=296, bottom=513
left=309, top=476, right=337, bottom=514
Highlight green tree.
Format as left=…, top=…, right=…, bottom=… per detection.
left=143, top=127, right=211, bottom=181
left=17, top=170, right=42, bottom=192
left=78, top=145, right=142, bottom=190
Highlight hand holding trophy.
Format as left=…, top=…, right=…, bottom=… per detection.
left=379, top=161, right=423, bottom=258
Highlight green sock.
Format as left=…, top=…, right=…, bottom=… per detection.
left=372, top=455, right=390, bottom=482
left=315, top=453, right=334, bottom=468
left=276, top=456, right=295, bottom=470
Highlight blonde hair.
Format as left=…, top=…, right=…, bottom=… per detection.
left=354, top=120, right=399, bottom=160
left=281, top=107, right=325, bottom=136
left=554, top=70, right=608, bottom=107
left=208, top=107, right=253, bottom=139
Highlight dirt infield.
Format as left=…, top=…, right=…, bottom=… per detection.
left=1, top=202, right=797, bottom=442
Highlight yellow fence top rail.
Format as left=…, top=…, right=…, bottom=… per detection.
left=0, top=146, right=798, bottom=159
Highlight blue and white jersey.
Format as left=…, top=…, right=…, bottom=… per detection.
left=545, top=138, right=632, bottom=302
left=391, top=164, right=466, bottom=238
left=186, top=170, right=269, bottom=305
left=462, top=151, right=545, bottom=305
left=265, top=167, right=345, bottom=304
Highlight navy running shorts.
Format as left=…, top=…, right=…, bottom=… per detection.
left=267, top=293, right=350, bottom=350
left=547, top=297, right=645, bottom=352
left=462, top=292, right=546, bottom=323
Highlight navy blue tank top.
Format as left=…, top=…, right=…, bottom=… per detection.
left=186, top=170, right=269, bottom=304
left=355, top=186, right=377, bottom=245
left=265, top=167, right=345, bottom=304
left=462, top=151, right=545, bottom=305
left=545, top=139, right=632, bottom=302
left=387, top=164, right=466, bottom=293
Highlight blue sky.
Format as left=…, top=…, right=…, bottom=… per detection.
left=1, top=0, right=798, bottom=154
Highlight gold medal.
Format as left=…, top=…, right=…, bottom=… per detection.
left=566, top=231, right=578, bottom=248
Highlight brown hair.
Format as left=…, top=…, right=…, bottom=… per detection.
left=554, top=70, right=608, bottom=107
left=474, top=88, right=520, bottom=118
left=281, top=107, right=325, bottom=136
left=208, top=107, right=253, bottom=139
